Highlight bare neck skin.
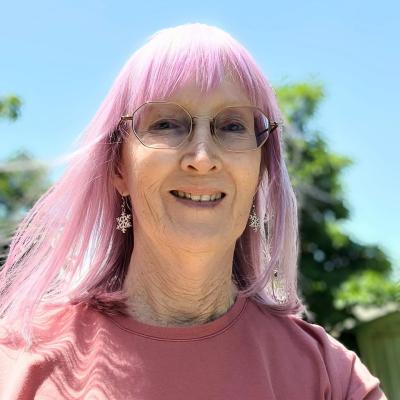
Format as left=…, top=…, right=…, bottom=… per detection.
left=122, top=233, right=239, bottom=327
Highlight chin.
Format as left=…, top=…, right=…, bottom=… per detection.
left=165, top=229, right=229, bottom=251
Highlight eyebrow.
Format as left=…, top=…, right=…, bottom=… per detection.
left=171, top=101, right=253, bottom=115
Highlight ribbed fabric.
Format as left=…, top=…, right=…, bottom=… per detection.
left=0, top=294, right=386, bottom=399
left=107, top=293, right=247, bottom=341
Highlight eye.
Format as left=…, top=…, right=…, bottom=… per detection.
left=220, top=121, right=246, bottom=132
left=149, top=119, right=180, bottom=130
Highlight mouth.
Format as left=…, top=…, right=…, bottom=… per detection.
left=169, top=190, right=226, bottom=203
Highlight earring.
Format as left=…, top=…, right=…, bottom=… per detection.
left=272, top=269, right=287, bottom=304
left=116, top=196, right=132, bottom=233
left=248, top=204, right=261, bottom=232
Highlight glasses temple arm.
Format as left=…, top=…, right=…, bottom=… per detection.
left=269, top=122, right=279, bottom=133
left=259, top=122, right=280, bottom=136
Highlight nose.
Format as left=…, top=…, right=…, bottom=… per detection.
left=180, top=119, right=222, bottom=174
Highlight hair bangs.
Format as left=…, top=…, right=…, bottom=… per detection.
left=124, top=24, right=261, bottom=113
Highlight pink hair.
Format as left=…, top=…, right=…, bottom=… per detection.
left=0, top=23, right=304, bottom=348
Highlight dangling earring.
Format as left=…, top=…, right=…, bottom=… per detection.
left=248, top=203, right=261, bottom=232
left=116, top=195, right=132, bottom=233
left=272, top=269, right=287, bottom=304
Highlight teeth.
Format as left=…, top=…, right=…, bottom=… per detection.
left=171, top=191, right=224, bottom=202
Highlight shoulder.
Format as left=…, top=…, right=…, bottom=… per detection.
left=0, top=303, right=109, bottom=398
left=249, top=298, right=355, bottom=360
left=247, top=298, right=342, bottom=349
left=0, top=302, right=104, bottom=362
left=247, top=299, right=387, bottom=399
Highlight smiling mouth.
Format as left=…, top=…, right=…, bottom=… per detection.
left=170, top=190, right=226, bottom=202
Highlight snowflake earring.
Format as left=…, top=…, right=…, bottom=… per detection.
left=248, top=203, right=261, bottom=232
left=272, top=269, right=287, bottom=304
left=116, top=195, right=132, bottom=234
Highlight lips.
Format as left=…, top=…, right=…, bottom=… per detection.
left=170, top=190, right=225, bottom=202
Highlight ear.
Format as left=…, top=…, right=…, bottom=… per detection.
left=112, top=162, right=130, bottom=197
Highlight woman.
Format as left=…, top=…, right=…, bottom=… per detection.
left=0, top=23, right=386, bottom=399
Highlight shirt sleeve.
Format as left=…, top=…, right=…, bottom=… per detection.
left=288, top=316, right=388, bottom=400
left=343, top=348, right=387, bottom=400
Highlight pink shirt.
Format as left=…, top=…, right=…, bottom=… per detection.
left=0, top=294, right=386, bottom=399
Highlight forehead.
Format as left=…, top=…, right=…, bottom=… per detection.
left=164, top=78, right=253, bottom=115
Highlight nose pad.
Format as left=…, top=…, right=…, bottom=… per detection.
left=181, top=119, right=222, bottom=173
left=188, top=117, right=216, bottom=145
left=187, top=123, right=217, bottom=151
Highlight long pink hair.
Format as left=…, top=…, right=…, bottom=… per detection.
left=0, top=23, right=304, bottom=347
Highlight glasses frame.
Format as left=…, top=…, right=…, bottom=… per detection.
left=120, top=101, right=280, bottom=152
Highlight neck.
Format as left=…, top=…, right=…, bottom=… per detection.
left=122, top=234, right=238, bottom=327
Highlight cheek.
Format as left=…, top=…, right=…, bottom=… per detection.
left=126, top=168, right=165, bottom=228
left=123, top=147, right=173, bottom=219
left=231, top=154, right=261, bottom=221
left=126, top=161, right=160, bottom=203
left=239, top=152, right=261, bottom=193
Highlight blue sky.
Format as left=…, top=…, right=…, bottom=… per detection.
left=1, top=1, right=399, bottom=277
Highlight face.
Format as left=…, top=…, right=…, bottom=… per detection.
left=113, top=79, right=261, bottom=253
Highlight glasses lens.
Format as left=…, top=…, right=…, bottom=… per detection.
left=214, top=107, right=270, bottom=151
left=132, top=102, right=191, bottom=148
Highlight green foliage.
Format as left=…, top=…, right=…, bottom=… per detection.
left=0, top=151, right=50, bottom=266
left=0, top=93, right=50, bottom=264
left=275, top=81, right=395, bottom=335
left=335, top=270, right=400, bottom=308
left=0, top=95, right=22, bottom=121
left=276, top=82, right=324, bottom=134
left=0, top=151, right=49, bottom=219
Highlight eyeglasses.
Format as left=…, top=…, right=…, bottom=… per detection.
left=120, top=101, right=279, bottom=152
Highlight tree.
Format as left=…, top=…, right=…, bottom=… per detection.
left=0, top=95, right=22, bottom=121
left=275, top=82, right=399, bottom=348
left=0, top=95, right=50, bottom=265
